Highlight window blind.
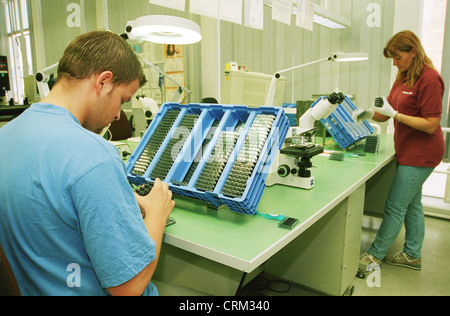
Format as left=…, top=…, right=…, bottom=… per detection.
left=422, top=0, right=448, bottom=73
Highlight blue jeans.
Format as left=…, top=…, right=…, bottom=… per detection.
left=369, top=165, right=434, bottom=260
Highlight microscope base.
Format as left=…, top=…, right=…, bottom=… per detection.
left=265, top=144, right=323, bottom=190
left=266, top=153, right=316, bottom=189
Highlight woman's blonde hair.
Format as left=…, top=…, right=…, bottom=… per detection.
left=383, top=30, right=436, bottom=88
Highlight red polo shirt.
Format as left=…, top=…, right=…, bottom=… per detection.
left=387, top=66, right=445, bottom=168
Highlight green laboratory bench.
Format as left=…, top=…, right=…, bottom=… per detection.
left=123, top=134, right=396, bottom=296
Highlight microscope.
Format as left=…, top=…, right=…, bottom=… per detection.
left=266, top=91, right=345, bottom=189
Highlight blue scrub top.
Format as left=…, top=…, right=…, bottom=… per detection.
left=0, top=103, right=157, bottom=296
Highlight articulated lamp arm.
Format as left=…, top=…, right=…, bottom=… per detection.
left=35, top=62, right=59, bottom=99
left=265, top=52, right=368, bottom=107
left=265, top=57, right=330, bottom=107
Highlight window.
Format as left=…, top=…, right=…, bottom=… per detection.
left=2, top=0, right=34, bottom=104
left=420, top=0, right=449, bottom=215
left=421, top=0, right=447, bottom=73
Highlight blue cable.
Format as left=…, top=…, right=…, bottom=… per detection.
left=256, top=210, right=285, bottom=221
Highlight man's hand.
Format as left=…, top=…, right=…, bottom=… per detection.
left=134, top=178, right=175, bottom=223
left=108, top=179, right=176, bottom=296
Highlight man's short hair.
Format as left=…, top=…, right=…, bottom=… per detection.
left=57, top=31, right=146, bottom=87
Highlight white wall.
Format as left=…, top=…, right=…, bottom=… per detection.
left=390, top=0, right=423, bottom=87
left=5, top=0, right=427, bottom=109
left=200, top=16, right=221, bottom=101
left=202, top=0, right=396, bottom=111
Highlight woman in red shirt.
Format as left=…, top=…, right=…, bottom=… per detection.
left=356, top=30, right=445, bottom=271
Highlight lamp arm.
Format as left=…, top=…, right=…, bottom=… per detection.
left=265, top=57, right=330, bottom=107
left=139, top=55, right=192, bottom=96
left=274, top=57, right=331, bottom=77
left=36, top=62, right=59, bottom=99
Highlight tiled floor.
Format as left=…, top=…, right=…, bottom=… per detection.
left=355, top=214, right=450, bottom=296
left=241, top=214, right=450, bottom=296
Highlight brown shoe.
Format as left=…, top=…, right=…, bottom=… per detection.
left=384, top=252, right=422, bottom=270
left=359, top=252, right=382, bottom=272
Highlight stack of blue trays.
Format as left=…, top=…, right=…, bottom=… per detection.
left=126, top=103, right=289, bottom=215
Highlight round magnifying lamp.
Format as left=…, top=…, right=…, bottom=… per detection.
left=124, top=15, right=202, bottom=45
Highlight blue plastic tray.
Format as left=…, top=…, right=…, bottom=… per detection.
left=126, top=103, right=289, bottom=215
left=311, top=95, right=374, bottom=148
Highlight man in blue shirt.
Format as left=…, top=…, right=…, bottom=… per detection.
left=0, top=31, right=175, bottom=296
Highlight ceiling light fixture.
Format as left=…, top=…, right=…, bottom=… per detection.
left=124, top=15, right=202, bottom=45
left=312, top=3, right=351, bottom=29
left=263, top=0, right=351, bottom=29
